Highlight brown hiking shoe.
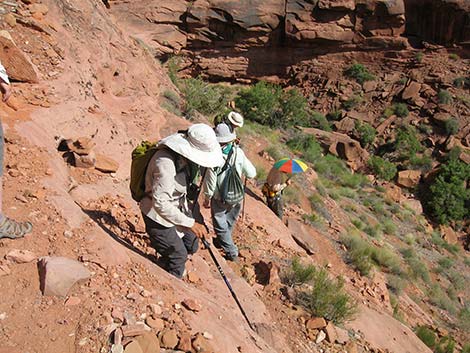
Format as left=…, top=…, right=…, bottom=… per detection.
left=0, top=217, right=33, bottom=239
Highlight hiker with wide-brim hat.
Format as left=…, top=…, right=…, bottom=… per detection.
left=263, top=158, right=308, bottom=220
left=140, top=124, right=224, bottom=278
left=202, top=123, right=256, bottom=262
left=214, top=111, right=244, bottom=133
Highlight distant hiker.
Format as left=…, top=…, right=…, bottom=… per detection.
left=262, top=167, right=292, bottom=220
left=202, top=123, right=256, bottom=261
left=0, top=61, right=33, bottom=240
left=214, top=111, right=244, bottom=133
left=139, top=124, right=224, bottom=278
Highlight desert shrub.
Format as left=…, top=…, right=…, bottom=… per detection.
left=448, top=53, right=459, bottom=60
left=444, top=118, right=459, bottom=136
left=435, top=337, right=455, bottom=353
left=428, top=284, right=457, bottom=314
left=351, top=218, right=365, bottom=230
left=438, top=90, right=453, bottom=105
left=462, top=343, right=470, bottom=353
left=344, top=63, right=375, bottom=84
left=437, top=257, right=454, bottom=271
left=430, top=232, right=460, bottom=254
left=418, top=123, right=433, bottom=135
left=315, top=155, right=367, bottom=188
left=311, top=111, right=332, bottom=131
left=166, top=56, right=181, bottom=85
left=279, top=89, right=311, bottom=127
left=427, top=158, right=470, bottom=224
left=286, top=133, right=321, bottom=165
left=393, top=103, right=409, bottom=118
left=448, top=270, right=465, bottom=291
left=408, top=153, right=433, bottom=171
left=236, top=82, right=311, bottom=128
left=395, top=125, right=423, bottom=159
left=161, top=90, right=182, bottom=116
left=327, top=110, right=342, bottom=121
left=453, top=76, right=470, bottom=89
left=415, top=52, right=424, bottom=63
left=265, top=145, right=284, bottom=161
left=180, top=77, right=232, bottom=118
left=416, top=326, right=437, bottom=349
left=401, top=248, right=431, bottom=283
left=387, top=274, right=407, bottom=295
left=296, top=267, right=357, bottom=324
left=459, top=307, right=470, bottom=330
left=309, top=193, right=332, bottom=222
left=355, top=121, right=376, bottom=147
left=342, top=95, right=363, bottom=111
left=364, top=224, right=382, bottom=238
left=368, top=156, right=397, bottom=181
left=283, top=186, right=301, bottom=206
left=282, top=258, right=316, bottom=286
left=383, top=219, right=397, bottom=235
left=235, top=81, right=281, bottom=126
left=341, top=234, right=401, bottom=275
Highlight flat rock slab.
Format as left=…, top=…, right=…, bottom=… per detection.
left=6, top=249, right=37, bottom=263
left=287, top=218, right=317, bottom=254
left=38, top=256, right=91, bottom=297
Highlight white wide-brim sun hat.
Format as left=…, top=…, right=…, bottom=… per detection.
left=160, top=123, right=224, bottom=168
left=228, top=111, right=244, bottom=127
left=215, top=123, right=237, bottom=144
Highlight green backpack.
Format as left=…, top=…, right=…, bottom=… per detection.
left=130, top=141, right=158, bottom=202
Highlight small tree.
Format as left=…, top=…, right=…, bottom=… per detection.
left=427, top=158, right=470, bottom=224
left=344, top=63, right=375, bottom=84
left=368, top=156, right=397, bottom=181
left=355, top=121, right=376, bottom=147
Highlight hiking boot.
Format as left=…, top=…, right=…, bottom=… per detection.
left=225, top=254, right=239, bottom=263
left=0, top=217, right=33, bottom=239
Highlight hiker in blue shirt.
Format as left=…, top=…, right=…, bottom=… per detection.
left=203, top=124, right=256, bottom=261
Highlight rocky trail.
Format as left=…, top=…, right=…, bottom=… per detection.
left=0, top=0, right=469, bottom=353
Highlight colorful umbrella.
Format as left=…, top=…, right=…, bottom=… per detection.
left=273, top=158, right=308, bottom=174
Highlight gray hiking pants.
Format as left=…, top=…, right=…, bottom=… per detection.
left=143, top=214, right=199, bottom=279
left=211, top=198, right=241, bottom=258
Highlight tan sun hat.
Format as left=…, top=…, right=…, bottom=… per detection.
left=215, top=123, right=237, bottom=144
left=160, top=124, right=224, bottom=168
left=227, top=111, right=244, bottom=128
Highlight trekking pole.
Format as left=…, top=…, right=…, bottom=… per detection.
left=201, top=236, right=255, bottom=331
left=242, top=177, right=247, bottom=222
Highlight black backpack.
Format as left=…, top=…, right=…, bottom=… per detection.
left=217, top=147, right=244, bottom=205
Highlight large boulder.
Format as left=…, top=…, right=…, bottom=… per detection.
left=0, top=31, right=40, bottom=83
left=397, top=170, right=421, bottom=188
left=38, top=257, right=91, bottom=297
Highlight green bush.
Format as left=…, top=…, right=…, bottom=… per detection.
left=395, top=125, right=424, bottom=158
left=315, top=155, right=367, bottom=188
left=437, top=257, right=454, bottom=271
left=282, top=258, right=316, bottom=286
left=459, top=307, right=470, bottom=330
left=444, top=118, right=459, bottom=136
left=438, top=90, right=453, bottom=105
left=342, top=95, right=363, bottom=111
left=235, top=82, right=311, bottom=128
left=180, top=78, right=232, bottom=118
left=344, top=63, right=375, bottom=84
left=264, top=145, right=284, bottom=161
left=416, top=326, right=437, bottom=348
left=435, top=337, right=456, bottom=353
left=462, top=343, right=470, bottom=353
left=327, top=110, right=342, bottom=121
left=415, top=52, right=424, bottom=63
left=453, top=76, right=470, bottom=89
left=368, top=156, right=397, bottom=181
left=296, top=267, right=357, bottom=324
left=286, top=134, right=322, bottom=163
left=161, top=90, right=182, bottom=116
left=311, top=111, right=332, bottom=131
left=448, top=53, right=459, bottom=60
left=428, top=283, right=457, bottom=314
left=166, top=56, right=181, bottom=85
left=280, top=89, right=311, bottom=127
left=383, top=218, right=397, bottom=235
left=393, top=103, right=409, bottom=118
left=355, top=121, right=376, bottom=147
left=427, top=158, right=470, bottom=224
left=401, top=248, right=431, bottom=283
left=341, top=234, right=401, bottom=276
left=387, top=274, right=407, bottom=295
